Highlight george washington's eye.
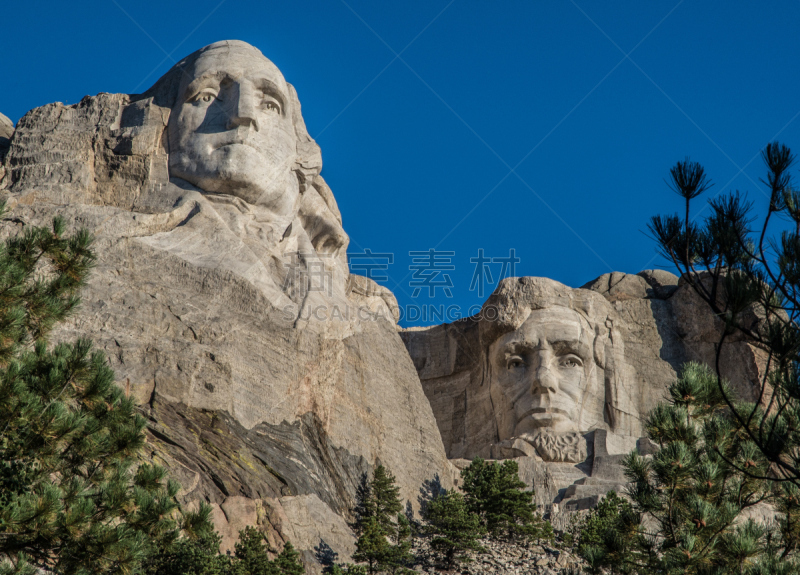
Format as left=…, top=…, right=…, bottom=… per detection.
left=262, top=98, right=281, bottom=114
left=190, top=89, right=219, bottom=105
left=507, top=356, right=525, bottom=370
left=559, top=355, right=583, bottom=368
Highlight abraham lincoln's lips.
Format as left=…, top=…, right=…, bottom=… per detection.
left=521, top=407, right=572, bottom=419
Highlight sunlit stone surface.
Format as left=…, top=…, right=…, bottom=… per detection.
left=402, top=274, right=765, bottom=516
left=1, top=40, right=450, bottom=569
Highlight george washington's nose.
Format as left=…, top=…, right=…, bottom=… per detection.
left=226, top=82, right=259, bottom=131
left=530, top=350, right=558, bottom=394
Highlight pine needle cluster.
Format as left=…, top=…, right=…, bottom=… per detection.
left=0, top=208, right=306, bottom=574
left=613, top=141, right=800, bottom=573
left=0, top=208, right=199, bottom=574
left=581, top=363, right=799, bottom=574
left=648, top=143, right=800, bottom=488
left=351, top=465, right=413, bottom=575
left=460, top=457, right=553, bottom=542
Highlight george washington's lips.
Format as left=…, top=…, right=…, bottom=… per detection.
left=213, top=127, right=261, bottom=150
left=215, top=139, right=256, bottom=150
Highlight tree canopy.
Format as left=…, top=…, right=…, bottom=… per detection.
left=0, top=210, right=197, bottom=575
left=0, top=208, right=304, bottom=575
left=460, top=458, right=552, bottom=542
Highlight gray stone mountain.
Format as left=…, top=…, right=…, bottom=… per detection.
left=0, top=39, right=766, bottom=571
left=401, top=272, right=765, bottom=516
left=0, top=112, right=12, bottom=181
left=0, top=40, right=451, bottom=567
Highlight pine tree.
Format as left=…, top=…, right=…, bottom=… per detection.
left=638, top=142, right=800, bottom=572
left=648, top=143, right=800, bottom=492
left=151, top=523, right=306, bottom=575
left=371, top=466, right=403, bottom=535
left=351, top=465, right=412, bottom=574
left=460, top=458, right=552, bottom=542
left=352, top=472, right=374, bottom=535
left=585, top=363, right=796, bottom=574
left=575, top=491, right=631, bottom=551
left=423, top=489, right=485, bottom=567
left=273, top=541, right=305, bottom=575
left=145, top=511, right=232, bottom=575
left=233, top=526, right=278, bottom=575
left=352, top=516, right=390, bottom=575
left=0, top=208, right=214, bottom=575
left=384, top=513, right=413, bottom=574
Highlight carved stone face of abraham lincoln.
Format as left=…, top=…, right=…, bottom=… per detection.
left=488, top=306, right=597, bottom=439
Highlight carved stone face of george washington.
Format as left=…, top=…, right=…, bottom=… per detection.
left=488, top=307, right=597, bottom=438
left=167, top=41, right=299, bottom=216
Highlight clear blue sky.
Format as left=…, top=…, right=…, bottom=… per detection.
left=4, top=1, right=800, bottom=326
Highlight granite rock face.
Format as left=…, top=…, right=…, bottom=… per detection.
left=1, top=36, right=770, bottom=570
left=0, top=40, right=449, bottom=569
left=0, top=112, right=12, bottom=180
left=402, top=272, right=765, bottom=512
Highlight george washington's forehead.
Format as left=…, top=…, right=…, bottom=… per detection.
left=188, top=45, right=283, bottom=78
left=175, top=43, right=289, bottom=104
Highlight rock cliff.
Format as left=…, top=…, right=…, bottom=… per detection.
left=0, top=38, right=767, bottom=572
left=0, top=41, right=451, bottom=568
left=401, top=272, right=765, bottom=514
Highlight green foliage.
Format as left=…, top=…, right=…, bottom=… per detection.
left=648, top=143, right=800, bottom=487
left=234, top=526, right=276, bottom=575
left=585, top=363, right=799, bottom=574
left=370, top=466, right=403, bottom=535
left=460, top=457, right=553, bottom=542
left=273, top=541, right=305, bottom=575
left=0, top=210, right=94, bottom=359
left=352, top=465, right=411, bottom=574
left=0, top=207, right=305, bottom=574
left=576, top=491, right=631, bottom=551
left=148, top=523, right=307, bottom=575
left=381, top=513, right=413, bottom=574
left=348, top=460, right=551, bottom=571
left=635, top=141, right=800, bottom=574
left=143, top=512, right=231, bottom=575
left=423, top=489, right=485, bottom=566
left=353, top=516, right=391, bottom=575
left=0, top=209, right=197, bottom=575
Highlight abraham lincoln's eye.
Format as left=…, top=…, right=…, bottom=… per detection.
left=507, top=356, right=525, bottom=370
left=559, top=355, right=583, bottom=368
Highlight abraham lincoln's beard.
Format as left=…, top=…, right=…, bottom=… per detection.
left=491, top=430, right=587, bottom=463
left=521, top=431, right=587, bottom=462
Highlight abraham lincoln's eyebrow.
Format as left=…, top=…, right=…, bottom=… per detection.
left=501, top=336, right=591, bottom=356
